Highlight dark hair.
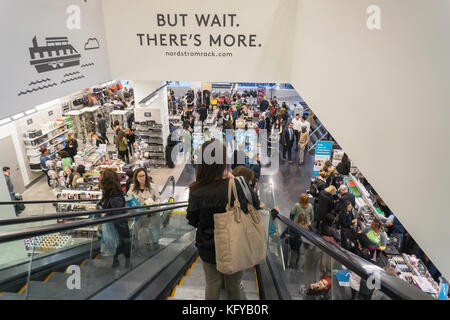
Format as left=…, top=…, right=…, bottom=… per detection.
left=132, top=168, right=151, bottom=193
left=114, top=120, right=120, bottom=127
left=3, top=166, right=10, bottom=172
left=189, top=139, right=227, bottom=191
left=232, top=166, right=254, bottom=184
left=338, top=200, right=352, bottom=214
left=76, top=165, right=86, bottom=175
left=100, top=168, right=122, bottom=200
left=125, top=169, right=134, bottom=179
left=117, top=130, right=125, bottom=140
left=59, top=150, right=70, bottom=158
left=341, top=153, right=349, bottom=163
left=97, top=113, right=102, bottom=119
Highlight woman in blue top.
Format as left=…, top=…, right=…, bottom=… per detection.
left=39, top=147, right=52, bottom=187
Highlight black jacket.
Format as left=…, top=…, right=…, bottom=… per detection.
left=126, top=132, right=136, bottom=144
left=199, top=107, right=208, bottom=122
left=337, top=211, right=355, bottom=230
left=101, top=193, right=131, bottom=257
left=186, top=178, right=260, bottom=264
left=65, top=139, right=78, bottom=157
left=338, top=192, right=356, bottom=209
left=281, top=127, right=295, bottom=146
left=98, top=118, right=108, bottom=134
left=315, top=190, right=335, bottom=222
left=260, top=100, right=269, bottom=113
left=336, top=160, right=351, bottom=175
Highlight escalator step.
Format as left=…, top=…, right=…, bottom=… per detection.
left=25, top=280, right=110, bottom=300
left=47, top=271, right=116, bottom=285
left=0, top=292, right=25, bottom=300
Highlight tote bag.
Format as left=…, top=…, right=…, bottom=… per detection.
left=213, top=178, right=266, bottom=274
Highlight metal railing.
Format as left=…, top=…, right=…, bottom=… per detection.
left=0, top=203, right=187, bottom=244
left=271, top=211, right=435, bottom=300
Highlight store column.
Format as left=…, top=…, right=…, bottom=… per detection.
left=131, top=81, right=169, bottom=148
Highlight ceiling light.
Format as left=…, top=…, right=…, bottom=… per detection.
left=12, top=112, right=25, bottom=120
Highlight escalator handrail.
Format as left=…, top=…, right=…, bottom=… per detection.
left=0, top=176, right=176, bottom=206
left=0, top=199, right=98, bottom=205
left=0, top=201, right=188, bottom=226
left=0, top=203, right=187, bottom=244
left=272, top=211, right=435, bottom=300
left=159, top=176, right=176, bottom=199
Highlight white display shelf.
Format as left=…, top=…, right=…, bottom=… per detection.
left=347, top=173, right=387, bottom=223
left=25, top=129, right=70, bottom=150
left=23, top=123, right=69, bottom=142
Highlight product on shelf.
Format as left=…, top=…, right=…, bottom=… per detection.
left=24, top=234, right=74, bottom=251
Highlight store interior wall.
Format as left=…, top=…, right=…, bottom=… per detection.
left=132, top=81, right=170, bottom=147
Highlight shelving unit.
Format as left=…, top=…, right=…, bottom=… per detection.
left=66, top=110, right=86, bottom=141
left=22, top=120, right=72, bottom=171
left=135, top=120, right=166, bottom=166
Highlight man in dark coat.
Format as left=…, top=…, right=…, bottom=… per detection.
left=260, top=96, right=269, bottom=113
left=281, top=122, right=295, bottom=163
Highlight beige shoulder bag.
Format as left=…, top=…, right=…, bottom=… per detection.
left=214, top=178, right=266, bottom=274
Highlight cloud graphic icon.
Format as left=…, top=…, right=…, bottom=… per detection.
left=84, top=38, right=100, bottom=50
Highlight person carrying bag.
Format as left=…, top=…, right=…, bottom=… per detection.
left=213, top=177, right=266, bottom=275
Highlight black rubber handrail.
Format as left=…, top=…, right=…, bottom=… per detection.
left=0, top=201, right=188, bottom=226
left=271, top=211, right=435, bottom=300
left=0, top=199, right=98, bottom=205
left=0, top=204, right=187, bottom=244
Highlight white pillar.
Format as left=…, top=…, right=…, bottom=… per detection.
left=132, top=81, right=169, bottom=148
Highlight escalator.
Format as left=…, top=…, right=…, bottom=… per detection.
left=0, top=177, right=436, bottom=300
left=167, top=257, right=260, bottom=300
left=0, top=176, right=193, bottom=300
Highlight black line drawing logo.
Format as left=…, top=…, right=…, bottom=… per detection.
left=28, top=78, right=51, bottom=86
left=81, top=62, right=95, bottom=68
left=18, top=83, right=58, bottom=96
left=64, top=71, right=80, bottom=77
left=84, top=38, right=100, bottom=50
left=61, top=75, right=85, bottom=84
left=29, top=36, right=81, bottom=73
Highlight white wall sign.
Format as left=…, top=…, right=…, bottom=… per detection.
left=0, top=0, right=111, bottom=120
left=102, top=0, right=296, bottom=82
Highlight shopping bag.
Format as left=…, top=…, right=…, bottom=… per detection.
left=214, top=178, right=266, bottom=274
left=125, top=194, right=144, bottom=221
left=101, top=222, right=119, bottom=256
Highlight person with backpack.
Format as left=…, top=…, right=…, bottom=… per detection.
left=309, top=172, right=328, bottom=200
left=115, top=130, right=130, bottom=163
left=99, top=168, right=131, bottom=268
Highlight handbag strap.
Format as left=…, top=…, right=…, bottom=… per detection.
left=235, top=176, right=253, bottom=205
left=235, top=177, right=261, bottom=225
left=227, top=178, right=242, bottom=222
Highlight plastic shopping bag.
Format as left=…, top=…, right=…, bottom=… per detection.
left=125, top=194, right=144, bottom=221
left=101, top=222, right=119, bottom=256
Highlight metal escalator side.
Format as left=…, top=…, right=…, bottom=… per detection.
left=258, top=181, right=434, bottom=300
left=0, top=176, right=196, bottom=300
